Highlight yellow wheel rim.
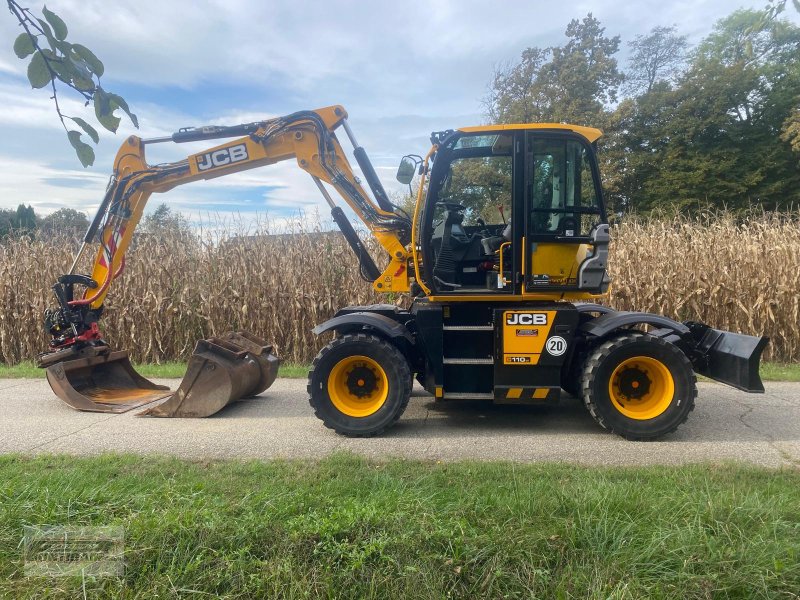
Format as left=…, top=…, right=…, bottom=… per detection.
left=327, top=355, right=389, bottom=417
left=608, top=356, right=674, bottom=420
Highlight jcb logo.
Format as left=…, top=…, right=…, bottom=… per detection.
left=196, top=144, right=249, bottom=171
left=505, top=312, right=548, bottom=326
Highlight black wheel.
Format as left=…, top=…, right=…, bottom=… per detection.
left=580, top=332, right=697, bottom=440
left=307, top=333, right=412, bottom=437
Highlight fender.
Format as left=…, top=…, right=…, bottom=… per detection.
left=579, top=311, right=690, bottom=338
left=574, top=303, right=616, bottom=315
left=312, top=312, right=414, bottom=343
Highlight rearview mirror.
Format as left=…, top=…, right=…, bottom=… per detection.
left=396, top=156, right=417, bottom=185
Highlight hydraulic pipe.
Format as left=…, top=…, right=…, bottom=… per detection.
left=312, top=176, right=380, bottom=281
left=341, top=119, right=395, bottom=213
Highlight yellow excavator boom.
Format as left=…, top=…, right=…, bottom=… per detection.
left=39, top=105, right=413, bottom=416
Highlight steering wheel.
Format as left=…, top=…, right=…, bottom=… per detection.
left=435, top=201, right=467, bottom=212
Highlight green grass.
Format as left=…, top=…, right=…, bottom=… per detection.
left=0, top=361, right=311, bottom=379
left=760, top=362, right=800, bottom=382
left=0, top=454, right=798, bottom=598
left=3, top=359, right=799, bottom=382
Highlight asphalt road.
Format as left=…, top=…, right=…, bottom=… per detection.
left=1, top=378, right=798, bottom=467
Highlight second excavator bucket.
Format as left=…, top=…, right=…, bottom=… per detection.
left=140, top=331, right=280, bottom=418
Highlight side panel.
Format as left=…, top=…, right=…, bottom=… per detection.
left=411, top=302, right=444, bottom=395
left=500, top=310, right=557, bottom=365
left=493, top=304, right=579, bottom=402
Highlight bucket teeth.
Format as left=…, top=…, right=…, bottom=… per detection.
left=140, top=331, right=280, bottom=418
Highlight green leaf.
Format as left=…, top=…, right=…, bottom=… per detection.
left=27, top=52, right=51, bottom=89
left=93, top=88, right=120, bottom=133
left=107, top=92, right=138, bottom=128
left=65, top=55, right=95, bottom=91
left=42, top=6, right=68, bottom=41
left=47, top=56, right=71, bottom=81
left=13, top=33, right=35, bottom=59
left=71, top=73, right=95, bottom=92
left=70, top=117, right=99, bottom=144
left=67, top=130, right=95, bottom=167
left=71, top=44, right=103, bottom=77
left=36, top=18, right=57, bottom=50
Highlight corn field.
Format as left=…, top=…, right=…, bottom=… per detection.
left=1, top=212, right=798, bottom=365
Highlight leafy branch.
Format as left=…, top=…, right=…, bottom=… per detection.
left=761, top=0, right=800, bottom=156
left=764, top=0, right=800, bottom=19
left=7, top=1, right=137, bottom=166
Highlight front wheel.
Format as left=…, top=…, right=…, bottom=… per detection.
left=580, top=332, right=697, bottom=440
left=308, top=333, right=411, bottom=437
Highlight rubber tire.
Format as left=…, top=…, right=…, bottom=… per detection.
left=580, top=332, right=697, bottom=441
left=308, top=333, right=412, bottom=437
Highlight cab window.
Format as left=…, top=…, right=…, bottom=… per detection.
left=528, top=137, right=601, bottom=237
left=425, top=132, right=514, bottom=292
left=441, top=134, right=512, bottom=225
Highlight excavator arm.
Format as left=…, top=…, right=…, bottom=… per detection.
left=46, top=105, right=411, bottom=349
left=39, top=105, right=414, bottom=416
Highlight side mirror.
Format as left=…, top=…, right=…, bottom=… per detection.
left=396, top=155, right=417, bottom=185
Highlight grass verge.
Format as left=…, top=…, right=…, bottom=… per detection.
left=2, top=360, right=799, bottom=382
left=0, top=361, right=310, bottom=379
left=0, top=454, right=798, bottom=598
left=760, top=362, right=800, bottom=382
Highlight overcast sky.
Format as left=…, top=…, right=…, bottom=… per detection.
left=1, top=0, right=796, bottom=223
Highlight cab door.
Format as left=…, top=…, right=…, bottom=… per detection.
left=522, top=132, right=608, bottom=296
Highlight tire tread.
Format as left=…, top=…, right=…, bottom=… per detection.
left=580, top=331, right=697, bottom=441
left=307, top=333, right=411, bottom=437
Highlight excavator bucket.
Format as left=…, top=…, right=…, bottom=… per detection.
left=140, top=331, right=280, bottom=418
left=43, top=331, right=279, bottom=416
left=45, top=348, right=172, bottom=414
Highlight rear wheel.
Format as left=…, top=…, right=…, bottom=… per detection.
left=581, top=332, right=696, bottom=440
left=308, top=333, right=411, bottom=437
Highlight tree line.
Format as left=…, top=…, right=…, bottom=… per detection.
left=485, top=9, right=800, bottom=214
left=0, top=203, right=187, bottom=239
left=0, top=204, right=87, bottom=237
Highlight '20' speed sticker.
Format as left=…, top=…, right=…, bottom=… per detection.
left=545, top=336, right=567, bottom=356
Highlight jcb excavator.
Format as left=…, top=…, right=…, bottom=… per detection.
left=38, top=105, right=767, bottom=439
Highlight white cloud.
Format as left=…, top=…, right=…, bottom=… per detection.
left=1, top=0, right=797, bottom=223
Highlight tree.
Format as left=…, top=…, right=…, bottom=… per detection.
left=0, top=204, right=37, bottom=236
left=760, top=0, right=800, bottom=161
left=486, top=14, right=623, bottom=128
left=15, top=203, right=36, bottom=231
left=0, top=209, right=15, bottom=237
left=782, top=107, right=800, bottom=155
left=39, top=207, right=89, bottom=238
left=6, top=1, right=137, bottom=166
left=625, top=26, right=688, bottom=95
left=612, top=10, right=800, bottom=213
left=140, top=203, right=190, bottom=236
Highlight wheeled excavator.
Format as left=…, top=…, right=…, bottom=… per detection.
left=38, top=105, right=768, bottom=439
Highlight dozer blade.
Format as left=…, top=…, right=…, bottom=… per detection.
left=693, top=328, right=769, bottom=393
left=46, top=349, right=172, bottom=414
left=140, top=331, right=280, bottom=418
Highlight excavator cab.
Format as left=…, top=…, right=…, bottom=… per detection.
left=417, top=126, right=610, bottom=298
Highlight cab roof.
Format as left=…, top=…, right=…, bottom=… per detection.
left=458, top=123, right=603, bottom=143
